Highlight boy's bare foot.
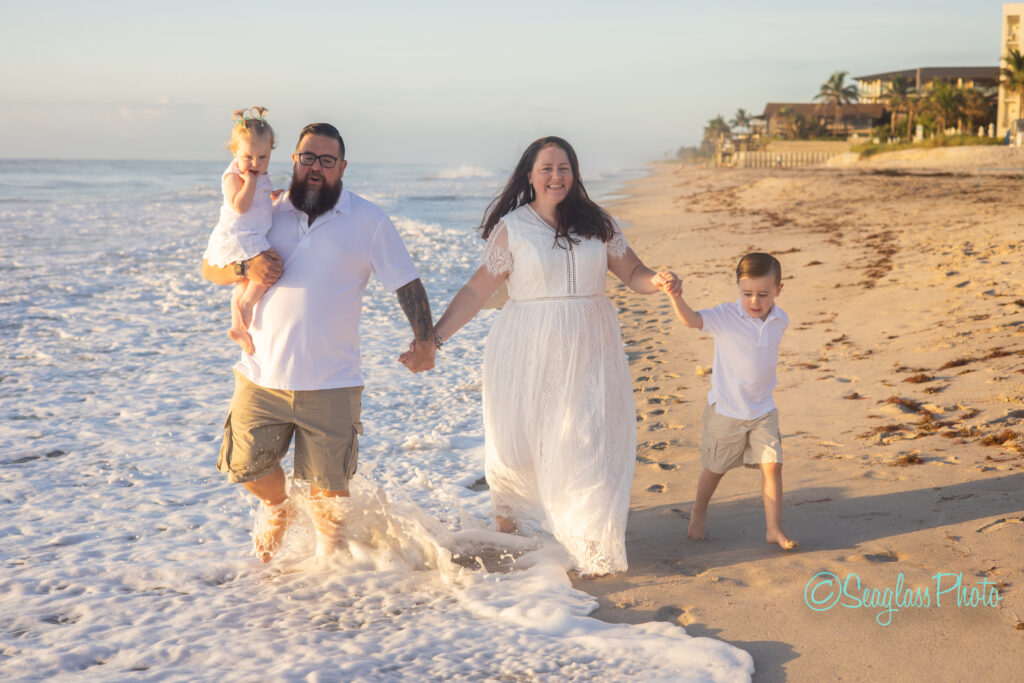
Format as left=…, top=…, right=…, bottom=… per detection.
left=687, top=515, right=708, bottom=541
left=229, top=327, right=255, bottom=354
left=253, top=499, right=290, bottom=563
left=766, top=530, right=799, bottom=550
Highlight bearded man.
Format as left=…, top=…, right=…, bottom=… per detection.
left=201, top=122, right=437, bottom=562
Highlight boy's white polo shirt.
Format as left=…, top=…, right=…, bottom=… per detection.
left=699, top=300, right=789, bottom=420
left=235, top=189, right=419, bottom=391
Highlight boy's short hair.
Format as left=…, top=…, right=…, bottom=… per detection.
left=736, top=253, right=782, bottom=284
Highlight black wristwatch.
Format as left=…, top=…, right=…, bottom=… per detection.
left=233, top=260, right=247, bottom=277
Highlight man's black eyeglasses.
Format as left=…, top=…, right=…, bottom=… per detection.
left=297, top=153, right=340, bottom=169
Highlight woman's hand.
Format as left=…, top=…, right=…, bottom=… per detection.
left=652, top=270, right=682, bottom=297
left=399, top=339, right=436, bottom=373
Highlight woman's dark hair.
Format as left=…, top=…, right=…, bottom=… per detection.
left=480, top=136, right=615, bottom=247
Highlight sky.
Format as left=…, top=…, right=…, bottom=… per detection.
left=0, top=0, right=1005, bottom=169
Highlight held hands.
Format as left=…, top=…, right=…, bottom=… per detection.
left=399, top=339, right=436, bottom=373
left=245, top=249, right=284, bottom=286
left=652, top=270, right=682, bottom=297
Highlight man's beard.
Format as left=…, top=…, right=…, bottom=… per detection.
left=289, top=172, right=342, bottom=220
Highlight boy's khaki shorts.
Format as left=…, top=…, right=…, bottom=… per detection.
left=217, top=371, right=363, bottom=491
left=700, top=402, right=782, bottom=474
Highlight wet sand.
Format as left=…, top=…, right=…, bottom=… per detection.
left=586, top=154, right=1024, bottom=681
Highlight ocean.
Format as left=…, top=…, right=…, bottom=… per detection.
left=0, top=159, right=753, bottom=681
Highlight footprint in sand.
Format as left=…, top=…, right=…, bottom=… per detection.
left=654, top=605, right=684, bottom=623
left=648, top=409, right=666, bottom=416
left=647, top=484, right=665, bottom=493
left=976, top=516, right=1024, bottom=533
left=862, top=550, right=901, bottom=563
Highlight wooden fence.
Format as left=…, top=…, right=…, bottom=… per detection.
left=727, top=151, right=844, bottom=168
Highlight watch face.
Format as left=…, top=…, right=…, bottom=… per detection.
left=234, top=261, right=245, bottom=276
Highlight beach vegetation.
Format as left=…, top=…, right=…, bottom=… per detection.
left=851, top=135, right=1001, bottom=158
left=675, top=145, right=711, bottom=162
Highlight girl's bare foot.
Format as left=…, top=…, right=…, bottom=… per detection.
left=253, top=499, right=290, bottom=563
left=229, top=327, right=255, bottom=354
left=766, top=530, right=799, bottom=550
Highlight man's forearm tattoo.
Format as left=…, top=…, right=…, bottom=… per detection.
left=396, top=279, right=434, bottom=342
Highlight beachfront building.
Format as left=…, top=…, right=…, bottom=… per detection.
left=998, top=4, right=1024, bottom=137
left=759, top=102, right=885, bottom=138
left=855, top=67, right=997, bottom=105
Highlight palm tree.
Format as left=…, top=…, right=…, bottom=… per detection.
left=1000, top=48, right=1024, bottom=125
left=884, top=75, right=915, bottom=139
left=704, top=115, right=731, bottom=146
left=925, top=79, right=966, bottom=134
left=775, top=107, right=808, bottom=140
left=962, top=86, right=996, bottom=133
left=814, top=70, right=859, bottom=136
left=729, top=108, right=752, bottom=133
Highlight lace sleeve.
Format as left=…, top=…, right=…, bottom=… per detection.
left=607, top=227, right=629, bottom=259
left=482, top=219, right=513, bottom=276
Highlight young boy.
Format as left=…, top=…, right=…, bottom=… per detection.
left=665, top=253, right=798, bottom=550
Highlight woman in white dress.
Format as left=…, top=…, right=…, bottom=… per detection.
left=426, top=137, right=680, bottom=576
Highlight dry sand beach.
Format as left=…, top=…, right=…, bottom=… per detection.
left=587, top=149, right=1024, bottom=681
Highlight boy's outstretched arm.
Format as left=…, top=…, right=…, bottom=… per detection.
left=667, top=290, right=703, bottom=330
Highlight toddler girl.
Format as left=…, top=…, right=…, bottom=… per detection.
left=203, top=106, right=277, bottom=354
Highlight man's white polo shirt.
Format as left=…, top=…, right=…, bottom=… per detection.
left=235, top=189, right=420, bottom=391
left=699, top=300, right=789, bottom=420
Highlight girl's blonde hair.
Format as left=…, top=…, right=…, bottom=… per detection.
left=228, top=106, right=276, bottom=152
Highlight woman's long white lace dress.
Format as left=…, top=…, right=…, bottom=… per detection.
left=482, top=204, right=635, bottom=575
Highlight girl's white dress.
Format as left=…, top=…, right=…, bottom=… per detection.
left=481, top=204, right=635, bottom=575
left=202, top=161, right=274, bottom=267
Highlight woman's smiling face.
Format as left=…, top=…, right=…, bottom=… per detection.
left=528, top=145, right=573, bottom=206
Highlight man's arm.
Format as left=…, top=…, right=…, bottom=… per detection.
left=201, top=250, right=283, bottom=286
left=396, top=278, right=436, bottom=372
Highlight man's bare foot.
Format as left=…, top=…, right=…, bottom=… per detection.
left=308, top=495, right=353, bottom=554
left=228, top=327, right=255, bottom=354
left=253, top=499, right=290, bottom=563
left=496, top=515, right=518, bottom=534
left=766, top=530, right=799, bottom=550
